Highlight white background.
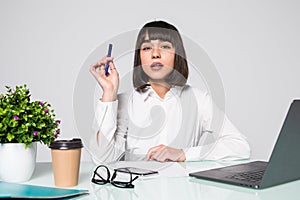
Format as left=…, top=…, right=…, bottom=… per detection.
left=1, top=0, right=299, bottom=162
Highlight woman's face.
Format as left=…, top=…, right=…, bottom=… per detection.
left=140, top=36, right=175, bottom=82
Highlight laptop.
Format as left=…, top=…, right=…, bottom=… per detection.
left=190, top=100, right=300, bottom=189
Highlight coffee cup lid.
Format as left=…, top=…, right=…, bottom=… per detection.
left=49, top=138, right=83, bottom=150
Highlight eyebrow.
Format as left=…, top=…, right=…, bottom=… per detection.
left=141, top=39, right=151, bottom=44
left=141, top=39, right=173, bottom=45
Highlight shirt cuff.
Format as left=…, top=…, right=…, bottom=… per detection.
left=183, top=144, right=214, bottom=161
left=95, top=99, right=118, bottom=133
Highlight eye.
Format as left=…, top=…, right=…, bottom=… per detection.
left=161, top=45, right=171, bottom=49
left=142, top=46, right=152, bottom=51
left=160, top=42, right=174, bottom=50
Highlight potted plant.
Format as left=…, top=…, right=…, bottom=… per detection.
left=0, top=84, right=60, bottom=182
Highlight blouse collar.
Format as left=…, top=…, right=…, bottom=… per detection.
left=139, top=84, right=186, bottom=101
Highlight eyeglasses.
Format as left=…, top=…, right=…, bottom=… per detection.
left=92, top=165, right=139, bottom=189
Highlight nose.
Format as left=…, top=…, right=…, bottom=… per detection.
left=152, top=47, right=161, bottom=59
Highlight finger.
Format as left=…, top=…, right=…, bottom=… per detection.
left=106, top=56, right=114, bottom=62
left=99, top=64, right=106, bottom=77
left=151, top=148, right=169, bottom=162
left=109, top=61, right=118, bottom=75
left=156, top=149, right=185, bottom=162
left=90, top=63, right=97, bottom=73
left=98, top=57, right=114, bottom=76
left=90, top=60, right=105, bottom=72
left=90, top=63, right=101, bottom=78
left=146, top=146, right=160, bottom=160
left=101, top=56, right=114, bottom=68
left=94, top=56, right=111, bottom=71
left=146, top=145, right=165, bottom=160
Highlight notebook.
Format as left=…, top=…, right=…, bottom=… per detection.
left=190, top=100, right=300, bottom=189
left=0, top=181, right=89, bottom=199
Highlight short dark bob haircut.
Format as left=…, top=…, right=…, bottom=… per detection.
left=133, top=21, right=189, bottom=90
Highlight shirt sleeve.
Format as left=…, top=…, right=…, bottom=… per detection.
left=183, top=92, right=251, bottom=161
left=89, top=94, right=128, bottom=164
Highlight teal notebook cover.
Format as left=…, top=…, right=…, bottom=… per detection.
left=0, top=181, right=89, bottom=199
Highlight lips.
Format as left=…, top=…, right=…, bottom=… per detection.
left=150, top=62, right=163, bottom=71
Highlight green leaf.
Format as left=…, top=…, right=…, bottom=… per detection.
left=0, top=84, right=60, bottom=145
left=7, top=133, right=15, bottom=141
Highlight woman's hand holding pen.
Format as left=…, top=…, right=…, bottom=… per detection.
left=146, top=144, right=186, bottom=162
left=90, top=56, right=119, bottom=102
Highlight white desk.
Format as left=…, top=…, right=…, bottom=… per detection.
left=24, top=162, right=300, bottom=200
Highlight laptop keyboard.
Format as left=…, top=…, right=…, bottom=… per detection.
left=227, top=170, right=265, bottom=183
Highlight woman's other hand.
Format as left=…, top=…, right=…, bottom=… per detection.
left=146, top=144, right=186, bottom=162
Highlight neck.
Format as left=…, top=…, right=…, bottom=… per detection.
left=150, top=81, right=171, bottom=99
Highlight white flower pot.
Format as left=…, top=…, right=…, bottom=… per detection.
left=0, top=142, right=37, bottom=182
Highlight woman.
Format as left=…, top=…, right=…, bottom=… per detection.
left=89, top=20, right=250, bottom=163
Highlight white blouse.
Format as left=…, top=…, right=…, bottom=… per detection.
left=89, top=85, right=250, bottom=164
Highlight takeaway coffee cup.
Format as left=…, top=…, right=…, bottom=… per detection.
left=49, top=138, right=83, bottom=187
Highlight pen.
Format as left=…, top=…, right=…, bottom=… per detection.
left=105, top=44, right=113, bottom=75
